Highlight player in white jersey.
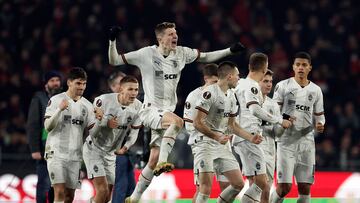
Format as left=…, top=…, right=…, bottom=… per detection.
left=270, top=52, right=325, bottom=203
left=257, top=70, right=285, bottom=203
left=83, top=76, right=142, bottom=203
left=233, top=53, right=292, bottom=203
left=44, top=67, right=100, bottom=203
left=108, top=22, right=246, bottom=202
left=193, top=61, right=263, bottom=203
left=183, top=63, right=230, bottom=202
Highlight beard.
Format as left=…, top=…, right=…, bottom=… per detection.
left=48, top=86, right=62, bottom=96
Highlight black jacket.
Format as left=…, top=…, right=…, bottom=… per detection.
left=26, top=91, right=50, bottom=157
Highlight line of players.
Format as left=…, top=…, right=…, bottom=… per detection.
left=43, top=22, right=325, bottom=203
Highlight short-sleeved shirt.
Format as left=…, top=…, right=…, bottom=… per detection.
left=183, top=87, right=202, bottom=145
left=90, top=93, right=142, bottom=153
left=233, top=78, right=264, bottom=143
left=193, top=84, right=238, bottom=139
left=45, top=92, right=95, bottom=161
left=273, top=77, right=325, bottom=141
left=122, top=45, right=199, bottom=112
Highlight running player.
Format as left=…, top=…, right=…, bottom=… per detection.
left=233, top=53, right=292, bottom=203
left=44, top=67, right=99, bottom=203
left=83, top=76, right=142, bottom=203
left=270, top=52, right=325, bottom=203
left=193, top=61, right=262, bottom=203
left=108, top=22, right=246, bottom=202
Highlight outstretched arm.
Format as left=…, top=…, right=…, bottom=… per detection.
left=197, top=42, right=246, bottom=62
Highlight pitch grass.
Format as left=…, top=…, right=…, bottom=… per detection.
left=141, top=198, right=338, bottom=202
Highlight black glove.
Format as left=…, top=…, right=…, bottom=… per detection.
left=109, top=26, right=122, bottom=41
left=230, top=42, right=246, bottom=53
left=282, top=113, right=291, bottom=120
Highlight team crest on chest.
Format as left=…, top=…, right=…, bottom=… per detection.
left=81, top=108, right=86, bottom=116
left=185, top=101, right=191, bottom=109
left=171, top=60, right=178, bottom=68
left=203, top=91, right=211, bottom=99
left=127, top=116, right=132, bottom=123
left=308, top=94, right=313, bottom=101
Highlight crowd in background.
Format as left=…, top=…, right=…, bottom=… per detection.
left=0, top=0, right=359, bottom=171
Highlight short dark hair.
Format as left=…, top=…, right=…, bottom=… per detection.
left=294, top=52, right=311, bottom=64
left=155, top=22, right=176, bottom=37
left=249, top=53, right=268, bottom=71
left=120, top=75, right=138, bottom=86
left=265, top=69, right=274, bottom=76
left=217, top=61, right=237, bottom=79
left=68, top=67, right=87, bottom=80
left=108, top=71, right=126, bottom=86
left=202, top=63, right=218, bottom=77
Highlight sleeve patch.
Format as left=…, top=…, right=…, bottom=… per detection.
left=251, top=87, right=258, bottom=95
left=203, top=91, right=211, bottom=99
left=96, top=99, right=102, bottom=107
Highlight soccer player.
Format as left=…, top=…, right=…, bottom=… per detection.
left=107, top=71, right=138, bottom=203
left=257, top=69, right=284, bottom=203
left=83, top=76, right=142, bottom=203
left=27, top=71, right=62, bottom=203
left=270, top=52, right=325, bottom=203
left=233, top=53, right=292, bottom=203
left=183, top=63, right=229, bottom=202
left=108, top=22, right=246, bottom=202
left=44, top=67, right=99, bottom=203
left=193, top=61, right=263, bottom=203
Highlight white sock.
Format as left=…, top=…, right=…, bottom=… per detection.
left=270, top=191, right=284, bottom=203
left=195, top=192, right=209, bottom=203
left=158, top=124, right=180, bottom=163
left=131, top=165, right=154, bottom=201
left=241, top=183, right=262, bottom=203
left=217, top=185, right=241, bottom=202
left=54, top=201, right=64, bottom=203
left=297, top=194, right=310, bottom=203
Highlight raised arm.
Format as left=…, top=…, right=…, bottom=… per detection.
left=44, top=99, right=68, bottom=132
left=197, top=42, right=246, bottom=63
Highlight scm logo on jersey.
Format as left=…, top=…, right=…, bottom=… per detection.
left=72, top=119, right=84, bottom=125
left=164, top=74, right=178, bottom=80
left=296, top=104, right=310, bottom=112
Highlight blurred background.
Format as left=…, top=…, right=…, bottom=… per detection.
left=0, top=0, right=359, bottom=191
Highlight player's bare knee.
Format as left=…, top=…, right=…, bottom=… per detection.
left=172, top=116, right=184, bottom=129
left=97, top=184, right=109, bottom=198
left=277, top=183, right=292, bottom=197
left=298, top=183, right=311, bottom=195
left=232, top=181, right=244, bottom=191
left=254, top=175, right=267, bottom=189
left=199, top=183, right=212, bottom=195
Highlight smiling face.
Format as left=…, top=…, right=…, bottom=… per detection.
left=119, top=82, right=139, bottom=105
left=158, top=27, right=178, bottom=51
left=293, top=58, right=312, bottom=79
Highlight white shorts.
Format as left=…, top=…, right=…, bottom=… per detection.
left=260, top=136, right=276, bottom=183
left=149, top=129, right=165, bottom=147
left=46, top=156, right=81, bottom=189
left=82, top=141, right=116, bottom=184
left=191, top=145, right=229, bottom=185
left=233, top=141, right=266, bottom=176
left=139, top=105, right=168, bottom=130
left=276, top=137, right=315, bottom=184
left=193, top=139, right=239, bottom=175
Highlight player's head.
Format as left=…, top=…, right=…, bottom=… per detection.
left=44, top=70, right=62, bottom=95
left=155, top=22, right=178, bottom=51
left=67, top=67, right=87, bottom=97
left=293, top=51, right=312, bottom=78
left=119, top=75, right=139, bottom=105
left=202, top=63, right=218, bottom=86
left=217, top=61, right=239, bottom=88
left=248, top=52, right=268, bottom=76
left=108, top=71, right=126, bottom=93
left=259, top=69, right=273, bottom=96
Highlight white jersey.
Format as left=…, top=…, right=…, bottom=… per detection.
left=45, top=92, right=95, bottom=161
left=90, top=93, right=142, bottom=153
left=261, top=96, right=281, bottom=139
left=233, top=78, right=264, bottom=143
left=122, top=45, right=199, bottom=111
left=273, top=77, right=325, bottom=141
left=193, top=84, right=238, bottom=140
left=183, top=87, right=202, bottom=145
